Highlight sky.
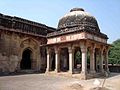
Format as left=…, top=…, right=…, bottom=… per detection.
left=0, top=0, right=120, bottom=43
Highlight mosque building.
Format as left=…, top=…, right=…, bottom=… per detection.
left=0, top=8, right=110, bottom=79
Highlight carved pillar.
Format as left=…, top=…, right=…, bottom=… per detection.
left=46, top=48, right=50, bottom=73
left=68, top=46, right=74, bottom=74
left=90, top=47, right=96, bottom=74
left=99, top=48, right=104, bottom=73
left=105, top=48, right=109, bottom=73
left=55, top=48, right=60, bottom=73
left=80, top=44, right=87, bottom=79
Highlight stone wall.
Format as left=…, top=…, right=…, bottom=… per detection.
left=0, top=31, right=46, bottom=73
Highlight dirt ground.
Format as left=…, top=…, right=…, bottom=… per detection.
left=64, top=73, right=120, bottom=90
left=0, top=73, right=120, bottom=90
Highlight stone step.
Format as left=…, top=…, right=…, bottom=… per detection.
left=17, top=70, right=36, bottom=74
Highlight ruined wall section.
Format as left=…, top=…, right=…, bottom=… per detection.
left=0, top=32, right=19, bottom=73
left=0, top=31, right=46, bottom=73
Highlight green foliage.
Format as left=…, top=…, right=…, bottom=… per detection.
left=109, top=39, right=120, bottom=65
left=74, top=50, right=90, bottom=64
left=75, top=51, right=81, bottom=64
left=113, top=39, right=120, bottom=46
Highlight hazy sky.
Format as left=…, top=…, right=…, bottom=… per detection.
left=0, top=0, right=120, bottom=43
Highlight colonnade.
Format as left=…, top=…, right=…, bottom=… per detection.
left=46, top=42, right=109, bottom=79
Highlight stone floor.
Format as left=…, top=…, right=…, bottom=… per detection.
left=0, top=73, right=120, bottom=90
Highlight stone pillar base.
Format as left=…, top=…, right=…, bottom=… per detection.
left=68, top=70, right=73, bottom=75
left=45, top=71, right=49, bottom=74
left=90, top=70, right=96, bottom=74
left=104, top=69, right=110, bottom=77
left=100, top=69, right=105, bottom=74
left=80, top=72, right=87, bottom=80
left=55, top=69, right=60, bottom=73
left=45, top=68, right=50, bottom=74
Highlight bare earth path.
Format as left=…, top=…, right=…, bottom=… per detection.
left=0, top=73, right=120, bottom=90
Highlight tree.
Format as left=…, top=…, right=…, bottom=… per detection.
left=75, top=51, right=81, bottom=64
left=109, top=39, right=120, bottom=65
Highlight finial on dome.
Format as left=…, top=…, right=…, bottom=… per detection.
left=70, top=8, right=84, bottom=12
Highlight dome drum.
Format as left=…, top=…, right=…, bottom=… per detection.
left=47, top=8, right=108, bottom=39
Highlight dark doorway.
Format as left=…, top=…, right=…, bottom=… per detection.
left=60, top=48, right=69, bottom=72
left=95, top=48, right=100, bottom=72
left=51, top=51, right=55, bottom=71
left=20, top=49, right=32, bottom=70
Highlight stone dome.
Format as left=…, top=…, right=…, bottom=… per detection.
left=58, top=8, right=100, bottom=32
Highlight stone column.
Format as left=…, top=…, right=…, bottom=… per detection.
left=80, top=45, right=87, bottom=79
left=46, top=48, right=50, bottom=73
left=68, top=46, right=74, bottom=74
left=105, top=49, right=109, bottom=73
left=99, top=48, right=104, bottom=73
left=90, top=48, right=96, bottom=74
left=55, top=48, right=60, bottom=73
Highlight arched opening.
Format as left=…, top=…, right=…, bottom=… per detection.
left=20, top=49, right=32, bottom=70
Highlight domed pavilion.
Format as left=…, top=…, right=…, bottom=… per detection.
left=46, top=8, right=110, bottom=79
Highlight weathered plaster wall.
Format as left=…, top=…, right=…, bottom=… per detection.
left=0, top=31, right=46, bottom=73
